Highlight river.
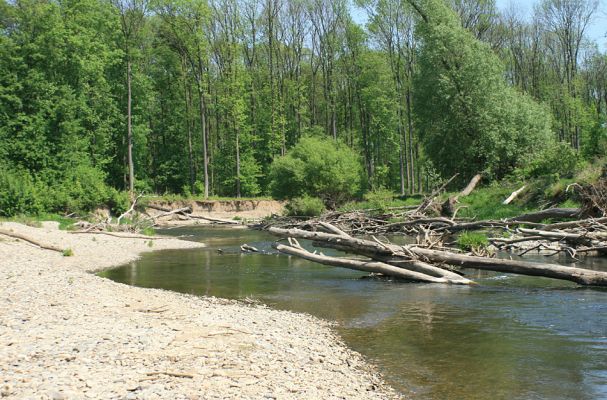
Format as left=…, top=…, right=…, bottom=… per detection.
left=99, top=226, right=607, bottom=400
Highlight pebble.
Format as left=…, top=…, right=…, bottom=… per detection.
left=0, top=222, right=398, bottom=399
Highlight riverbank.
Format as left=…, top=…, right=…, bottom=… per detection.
left=0, top=222, right=396, bottom=399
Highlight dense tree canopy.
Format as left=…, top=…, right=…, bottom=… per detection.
left=411, top=0, right=553, bottom=180
left=0, top=0, right=605, bottom=216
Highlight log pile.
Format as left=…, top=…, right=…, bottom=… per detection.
left=268, top=225, right=607, bottom=287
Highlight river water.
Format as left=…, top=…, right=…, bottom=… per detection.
left=99, top=226, right=607, bottom=399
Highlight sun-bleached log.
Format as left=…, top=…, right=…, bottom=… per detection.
left=0, top=228, right=64, bottom=253
left=268, top=227, right=607, bottom=286
left=273, top=243, right=467, bottom=284
left=503, top=185, right=526, bottom=205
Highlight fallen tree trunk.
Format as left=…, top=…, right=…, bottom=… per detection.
left=187, top=214, right=241, bottom=224
left=408, top=246, right=607, bottom=286
left=312, top=240, right=472, bottom=283
left=503, top=185, right=526, bottom=205
left=459, top=174, right=482, bottom=197
left=268, top=227, right=607, bottom=286
left=0, top=228, right=64, bottom=253
left=274, top=243, right=469, bottom=284
left=509, top=208, right=580, bottom=223
left=517, top=227, right=607, bottom=244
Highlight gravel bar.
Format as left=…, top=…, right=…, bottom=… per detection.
left=0, top=222, right=398, bottom=399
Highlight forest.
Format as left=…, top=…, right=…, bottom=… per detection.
left=0, top=0, right=606, bottom=217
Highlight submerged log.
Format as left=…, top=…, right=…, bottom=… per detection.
left=268, top=227, right=607, bottom=286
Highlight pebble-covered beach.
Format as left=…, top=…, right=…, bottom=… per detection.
left=0, top=222, right=397, bottom=399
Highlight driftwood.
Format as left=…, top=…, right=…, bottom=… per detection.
left=117, top=193, right=143, bottom=225
left=441, top=174, right=481, bottom=217
left=188, top=214, right=240, bottom=224
left=0, top=228, right=65, bottom=253
left=275, top=238, right=472, bottom=284
left=503, top=185, right=526, bottom=205
left=241, top=244, right=259, bottom=252
left=415, top=173, right=459, bottom=215
left=68, top=231, right=170, bottom=240
left=509, top=208, right=580, bottom=223
left=268, top=226, right=607, bottom=286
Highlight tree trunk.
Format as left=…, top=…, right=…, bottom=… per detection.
left=196, top=73, right=209, bottom=199
left=268, top=227, right=607, bottom=286
left=127, top=58, right=134, bottom=194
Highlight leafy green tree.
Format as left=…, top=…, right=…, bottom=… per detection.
left=409, top=0, right=553, bottom=180
left=269, top=136, right=363, bottom=207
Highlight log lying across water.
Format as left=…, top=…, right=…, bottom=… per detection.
left=268, top=226, right=607, bottom=287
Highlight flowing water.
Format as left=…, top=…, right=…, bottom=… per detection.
left=99, top=226, right=607, bottom=400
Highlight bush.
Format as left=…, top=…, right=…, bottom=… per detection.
left=0, top=168, right=42, bottom=217
left=285, top=196, right=326, bottom=217
left=520, top=141, right=579, bottom=179
left=44, top=165, right=112, bottom=213
left=457, top=231, right=489, bottom=252
left=269, top=136, right=362, bottom=207
left=363, top=188, right=396, bottom=213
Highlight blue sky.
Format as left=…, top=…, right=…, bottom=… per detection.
left=352, top=0, right=607, bottom=51
left=496, top=0, right=607, bottom=50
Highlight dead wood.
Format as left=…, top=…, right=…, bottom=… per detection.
left=0, top=228, right=65, bottom=253
left=509, top=208, right=581, bottom=223
left=414, top=173, right=459, bottom=215
left=268, top=227, right=607, bottom=286
left=274, top=242, right=469, bottom=284
left=187, top=214, right=241, bottom=224
left=117, top=193, right=143, bottom=225
left=503, top=185, right=526, bottom=205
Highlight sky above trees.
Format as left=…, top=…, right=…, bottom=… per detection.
left=496, top=0, right=607, bottom=49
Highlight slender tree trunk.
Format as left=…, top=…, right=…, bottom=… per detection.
left=182, top=59, right=195, bottom=192
left=127, top=58, right=134, bottom=193
left=196, top=77, right=209, bottom=199
left=235, top=119, right=241, bottom=198
left=406, top=87, right=415, bottom=194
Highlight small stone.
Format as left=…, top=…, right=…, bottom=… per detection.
left=1, top=384, right=13, bottom=397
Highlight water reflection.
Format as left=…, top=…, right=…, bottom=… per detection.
left=100, top=226, right=607, bottom=400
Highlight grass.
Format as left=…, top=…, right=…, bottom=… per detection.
left=457, top=231, right=489, bottom=252
left=453, top=185, right=533, bottom=220
left=141, top=226, right=156, bottom=236
left=62, top=248, right=74, bottom=257
left=339, top=195, right=422, bottom=213
left=0, top=213, right=77, bottom=230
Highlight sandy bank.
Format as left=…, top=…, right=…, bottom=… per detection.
left=0, top=222, right=397, bottom=399
left=145, top=199, right=285, bottom=226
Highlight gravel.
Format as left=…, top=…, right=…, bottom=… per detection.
left=0, top=222, right=398, bottom=399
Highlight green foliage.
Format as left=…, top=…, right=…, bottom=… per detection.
left=141, top=226, right=156, bottom=236
left=455, top=184, right=531, bottom=220
left=413, top=0, right=553, bottom=181
left=457, top=231, right=489, bottom=252
left=285, top=196, right=326, bottom=217
left=269, top=136, right=363, bottom=207
left=62, top=248, right=74, bottom=257
left=518, top=142, right=579, bottom=179
left=0, top=168, right=42, bottom=216
left=363, top=188, right=396, bottom=213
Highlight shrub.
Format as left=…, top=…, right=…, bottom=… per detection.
left=285, top=196, right=326, bottom=217
left=521, top=141, right=579, bottom=179
left=457, top=231, right=489, bottom=252
left=107, top=189, right=131, bottom=216
left=363, top=188, right=396, bottom=214
left=0, top=168, right=42, bottom=217
left=269, top=136, right=362, bottom=207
